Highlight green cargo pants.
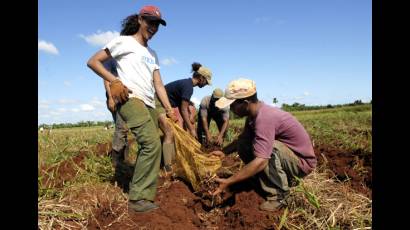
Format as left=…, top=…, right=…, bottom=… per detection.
left=237, top=135, right=306, bottom=201
left=118, top=98, right=161, bottom=201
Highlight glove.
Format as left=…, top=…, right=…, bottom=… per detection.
left=166, top=109, right=178, bottom=123
left=110, top=79, right=132, bottom=104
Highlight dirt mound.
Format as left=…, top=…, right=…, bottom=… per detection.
left=220, top=190, right=278, bottom=229
left=95, top=142, right=112, bottom=156
left=127, top=180, right=200, bottom=229
left=40, top=151, right=87, bottom=188
left=88, top=200, right=135, bottom=229
left=315, top=144, right=372, bottom=197
left=40, top=139, right=372, bottom=229
left=117, top=177, right=280, bottom=230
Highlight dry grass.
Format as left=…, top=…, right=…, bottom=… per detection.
left=38, top=105, right=372, bottom=229
left=38, top=183, right=137, bottom=230
left=284, top=168, right=372, bottom=229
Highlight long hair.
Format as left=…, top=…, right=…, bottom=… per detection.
left=191, top=62, right=202, bottom=79
left=120, top=14, right=140, bottom=35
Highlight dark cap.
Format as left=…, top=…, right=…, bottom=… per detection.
left=139, top=5, right=166, bottom=26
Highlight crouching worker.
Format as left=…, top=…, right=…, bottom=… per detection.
left=210, top=78, right=317, bottom=211
left=197, top=88, right=230, bottom=146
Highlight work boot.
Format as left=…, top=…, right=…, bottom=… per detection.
left=259, top=199, right=287, bottom=211
left=128, top=200, right=159, bottom=213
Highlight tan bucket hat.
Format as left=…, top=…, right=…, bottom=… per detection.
left=197, top=66, right=212, bottom=85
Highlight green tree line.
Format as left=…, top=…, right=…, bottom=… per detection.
left=281, top=100, right=370, bottom=112
left=39, top=99, right=371, bottom=129
left=39, top=120, right=113, bottom=129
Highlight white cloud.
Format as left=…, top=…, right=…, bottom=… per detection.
left=38, top=100, right=50, bottom=109
left=71, top=108, right=80, bottom=113
left=79, top=30, right=119, bottom=47
left=38, top=40, right=59, bottom=55
left=57, top=99, right=78, bottom=105
left=90, top=97, right=106, bottom=108
left=50, top=111, right=61, bottom=116
left=254, top=17, right=271, bottom=24
left=57, top=108, right=67, bottom=113
left=160, top=57, right=178, bottom=66
left=63, top=81, right=72, bottom=87
left=303, top=91, right=311, bottom=96
left=94, top=111, right=107, bottom=117
left=80, top=104, right=95, bottom=111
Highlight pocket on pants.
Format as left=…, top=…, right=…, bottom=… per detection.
left=119, top=98, right=151, bottom=129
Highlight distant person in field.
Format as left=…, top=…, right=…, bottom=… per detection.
left=164, top=62, right=212, bottom=139
left=210, top=78, right=317, bottom=211
left=102, top=58, right=129, bottom=168
left=197, top=88, right=230, bottom=146
left=87, top=5, right=177, bottom=213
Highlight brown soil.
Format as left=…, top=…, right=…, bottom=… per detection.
left=314, top=144, right=372, bottom=197
left=95, top=142, right=112, bottom=156
left=41, top=139, right=372, bottom=229
left=87, top=176, right=279, bottom=230
left=40, top=151, right=87, bottom=188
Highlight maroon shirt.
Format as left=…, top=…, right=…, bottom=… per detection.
left=244, top=102, right=317, bottom=174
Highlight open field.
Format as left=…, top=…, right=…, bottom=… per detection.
left=38, top=104, right=372, bottom=229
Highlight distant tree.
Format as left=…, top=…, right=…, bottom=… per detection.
left=353, top=100, right=363, bottom=105
left=273, top=97, right=278, bottom=104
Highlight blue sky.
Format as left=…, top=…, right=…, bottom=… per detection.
left=38, top=0, right=372, bottom=125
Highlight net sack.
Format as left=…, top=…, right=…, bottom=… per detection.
left=166, top=118, right=222, bottom=191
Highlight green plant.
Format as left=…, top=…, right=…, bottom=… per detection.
left=294, top=176, right=320, bottom=209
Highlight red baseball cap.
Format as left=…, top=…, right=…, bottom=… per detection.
left=139, top=5, right=166, bottom=26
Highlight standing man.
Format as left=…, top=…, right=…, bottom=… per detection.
left=197, top=88, right=230, bottom=146
left=211, top=78, right=317, bottom=211
left=102, top=58, right=129, bottom=167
